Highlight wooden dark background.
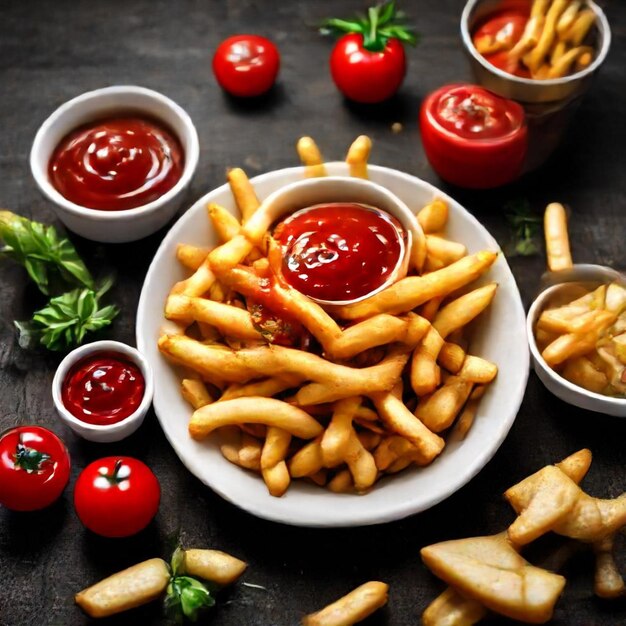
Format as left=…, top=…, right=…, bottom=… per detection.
left=1, top=1, right=625, bottom=624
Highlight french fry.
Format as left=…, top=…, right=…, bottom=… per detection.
left=289, top=436, right=324, bottom=478
left=297, top=136, right=327, bottom=177
left=189, top=397, right=323, bottom=440
left=438, top=341, right=466, bottom=374
left=417, top=198, right=448, bottom=233
left=207, top=202, right=241, bottom=243
left=218, top=426, right=245, bottom=466
left=556, top=1, right=581, bottom=36
left=239, top=433, right=262, bottom=470
left=433, top=283, right=498, bottom=340
left=262, top=461, right=291, bottom=497
left=563, top=8, right=596, bottom=46
left=208, top=234, right=255, bottom=274
left=531, top=0, right=550, bottom=19
left=426, top=235, right=467, bottom=266
left=410, top=327, right=444, bottom=396
left=302, top=581, right=389, bottom=626
left=414, top=376, right=473, bottom=433
left=219, top=377, right=299, bottom=402
left=344, top=430, right=378, bottom=491
left=548, top=46, right=593, bottom=78
left=593, top=535, right=625, bottom=599
left=544, top=202, right=572, bottom=271
left=182, top=549, right=247, bottom=587
left=327, top=469, right=354, bottom=493
left=227, top=167, right=260, bottom=223
left=549, top=39, right=568, bottom=66
left=346, top=135, right=371, bottom=179
left=371, top=392, right=445, bottom=461
left=523, top=0, right=569, bottom=73
left=261, top=427, right=292, bottom=470
left=181, top=379, right=215, bottom=410
left=422, top=586, right=487, bottom=626
left=176, top=243, right=210, bottom=271
left=321, top=397, right=361, bottom=468
left=562, top=356, right=608, bottom=394
left=75, top=559, right=171, bottom=618
left=419, top=295, right=444, bottom=322
left=575, top=50, right=593, bottom=72
left=165, top=294, right=262, bottom=341
left=335, top=251, right=497, bottom=320
left=449, top=396, right=481, bottom=441
left=457, top=355, right=498, bottom=384
left=509, top=15, right=544, bottom=59
left=170, top=253, right=217, bottom=297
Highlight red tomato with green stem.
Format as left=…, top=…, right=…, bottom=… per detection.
left=212, top=34, right=280, bottom=98
left=322, top=1, right=418, bottom=104
left=74, top=456, right=160, bottom=538
left=0, top=425, right=70, bottom=511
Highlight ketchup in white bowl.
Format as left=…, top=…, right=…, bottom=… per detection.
left=49, top=117, right=184, bottom=211
left=274, top=202, right=406, bottom=303
left=61, top=352, right=145, bottom=425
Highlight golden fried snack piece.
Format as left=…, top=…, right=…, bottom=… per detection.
left=165, top=294, right=262, bottom=341
left=327, top=469, right=355, bottom=493
left=208, top=202, right=241, bottom=242
left=457, top=356, right=498, bottom=384
left=346, top=135, right=371, bottom=179
left=302, top=581, right=389, bottom=626
left=426, top=235, right=467, bottom=267
left=505, top=453, right=626, bottom=544
left=227, top=167, right=260, bottom=223
left=176, top=243, right=210, bottom=271
left=321, top=397, right=361, bottom=468
left=75, top=558, right=170, bottom=618
left=562, top=356, right=609, bottom=394
left=524, top=0, right=570, bottom=73
left=544, top=202, right=572, bottom=271
left=171, top=251, right=217, bottom=297
left=181, top=379, right=215, bottom=410
left=433, top=284, right=498, bottom=340
left=297, top=136, right=327, bottom=178
left=548, top=46, right=593, bottom=78
left=344, top=429, right=378, bottom=492
left=219, top=377, right=298, bottom=402
left=411, top=327, right=444, bottom=397
left=371, top=392, right=445, bottom=462
left=421, top=533, right=566, bottom=624
left=261, top=427, right=292, bottom=496
left=414, top=376, right=473, bottom=433
left=438, top=341, right=466, bottom=374
left=563, top=9, right=596, bottom=46
left=289, top=436, right=324, bottom=478
left=449, top=396, right=482, bottom=441
left=182, top=549, right=247, bottom=587
left=335, top=251, right=497, bottom=320
left=422, top=587, right=487, bottom=626
left=189, top=397, right=323, bottom=440
left=592, top=535, right=625, bottom=599
left=417, top=198, right=449, bottom=234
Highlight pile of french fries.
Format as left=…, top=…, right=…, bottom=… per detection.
left=475, top=0, right=597, bottom=79
left=158, top=136, right=500, bottom=497
left=536, top=203, right=626, bottom=396
left=421, top=449, right=626, bottom=625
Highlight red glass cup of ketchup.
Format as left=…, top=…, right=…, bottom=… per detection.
left=30, top=86, right=200, bottom=243
left=52, top=341, right=154, bottom=443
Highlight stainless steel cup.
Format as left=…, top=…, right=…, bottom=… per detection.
left=460, top=0, right=611, bottom=170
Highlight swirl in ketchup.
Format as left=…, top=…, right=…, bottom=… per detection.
left=420, top=84, right=527, bottom=189
left=49, top=117, right=184, bottom=211
left=274, top=203, right=405, bottom=303
left=61, top=352, right=145, bottom=425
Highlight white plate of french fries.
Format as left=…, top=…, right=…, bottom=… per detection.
left=136, top=159, right=529, bottom=527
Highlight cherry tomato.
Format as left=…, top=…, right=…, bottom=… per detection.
left=74, top=456, right=160, bottom=538
left=420, top=84, right=528, bottom=189
left=212, top=35, right=280, bottom=98
left=330, top=34, right=407, bottom=104
left=0, top=425, right=70, bottom=511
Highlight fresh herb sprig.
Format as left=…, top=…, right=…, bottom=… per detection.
left=504, top=199, right=542, bottom=257
left=0, top=210, right=93, bottom=295
left=321, top=0, right=418, bottom=51
left=15, top=276, right=119, bottom=352
left=164, top=548, right=216, bottom=624
left=0, top=210, right=118, bottom=351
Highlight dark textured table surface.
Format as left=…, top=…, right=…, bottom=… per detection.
left=1, top=1, right=625, bottom=625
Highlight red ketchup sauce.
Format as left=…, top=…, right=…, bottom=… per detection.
left=49, top=117, right=184, bottom=211
left=472, top=0, right=531, bottom=77
left=62, top=353, right=145, bottom=425
left=274, top=203, right=404, bottom=302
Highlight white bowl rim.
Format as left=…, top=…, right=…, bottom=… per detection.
left=52, top=339, right=154, bottom=435
left=30, top=85, right=200, bottom=221
left=460, top=0, right=612, bottom=88
left=257, top=174, right=420, bottom=306
left=136, top=162, right=529, bottom=527
left=527, top=283, right=626, bottom=410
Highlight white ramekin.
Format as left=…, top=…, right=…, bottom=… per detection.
left=527, top=274, right=626, bottom=418
left=256, top=174, right=424, bottom=306
left=52, top=340, right=155, bottom=442
left=30, top=85, right=199, bottom=243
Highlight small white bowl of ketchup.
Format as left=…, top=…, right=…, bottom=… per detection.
left=30, top=86, right=199, bottom=243
left=52, top=340, right=154, bottom=443
left=261, top=175, right=423, bottom=306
